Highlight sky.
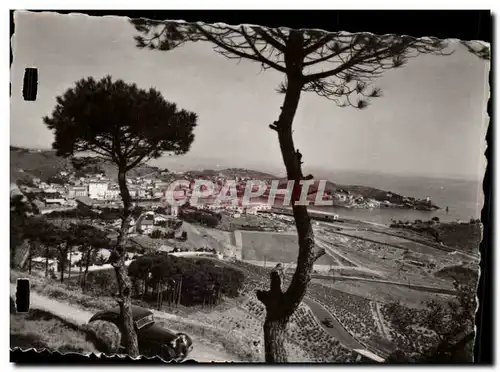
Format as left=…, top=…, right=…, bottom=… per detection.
left=10, top=11, right=490, bottom=181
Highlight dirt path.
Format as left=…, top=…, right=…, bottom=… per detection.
left=319, top=228, right=411, bottom=252
left=374, top=302, right=391, bottom=341
left=10, top=284, right=238, bottom=363
left=370, top=302, right=386, bottom=339
left=315, top=237, right=374, bottom=271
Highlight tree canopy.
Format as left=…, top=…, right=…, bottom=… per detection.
left=43, top=75, right=198, bottom=171
left=132, top=21, right=452, bottom=109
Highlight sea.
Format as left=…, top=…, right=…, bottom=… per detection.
left=309, top=172, right=485, bottom=226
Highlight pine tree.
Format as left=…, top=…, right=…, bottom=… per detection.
left=131, top=20, right=460, bottom=362
left=43, top=75, right=198, bottom=357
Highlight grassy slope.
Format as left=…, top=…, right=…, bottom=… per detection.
left=12, top=258, right=361, bottom=363
left=391, top=221, right=482, bottom=254
left=10, top=270, right=310, bottom=362
left=10, top=305, right=97, bottom=354
left=435, top=223, right=482, bottom=253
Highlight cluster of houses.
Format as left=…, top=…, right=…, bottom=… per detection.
left=62, top=172, right=170, bottom=201
left=17, top=171, right=182, bottom=213
left=198, top=200, right=272, bottom=217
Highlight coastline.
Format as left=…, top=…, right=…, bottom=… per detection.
left=278, top=206, right=388, bottom=227
left=273, top=204, right=468, bottom=227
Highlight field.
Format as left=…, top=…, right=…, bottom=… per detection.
left=341, top=229, right=428, bottom=250
left=10, top=306, right=97, bottom=354
left=316, top=229, right=465, bottom=289
left=181, top=222, right=235, bottom=254
left=312, top=279, right=455, bottom=309
left=220, top=213, right=294, bottom=233
left=240, top=231, right=337, bottom=266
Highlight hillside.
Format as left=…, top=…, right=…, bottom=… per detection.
left=435, top=222, right=482, bottom=253
left=10, top=146, right=159, bottom=182
left=275, top=178, right=395, bottom=201
left=10, top=147, right=73, bottom=183
left=184, top=168, right=276, bottom=180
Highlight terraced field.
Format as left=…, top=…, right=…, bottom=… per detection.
left=239, top=231, right=337, bottom=266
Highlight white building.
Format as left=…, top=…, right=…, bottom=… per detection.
left=44, top=198, right=66, bottom=205
left=153, top=189, right=164, bottom=198
left=68, top=185, right=88, bottom=199
left=154, top=181, right=169, bottom=190
left=105, top=189, right=120, bottom=200
left=89, top=182, right=109, bottom=199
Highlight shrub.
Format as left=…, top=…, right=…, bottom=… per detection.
left=179, top=209, right=221, bottom=227
left=85, top=320, right=121, bottom=354
left=151, top=230, right=162, bottom=239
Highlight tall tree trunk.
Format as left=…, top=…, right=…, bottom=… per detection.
left=257, top=34, right=325, bottom=363
left=28, top=242, right=32, bottom=275
left=68, top=247, right=72, bottom=279
left=111, top=168, right=140, bottom=358
left=156, top=281, right=160, bottom=310
left=82, top=249, right=92, bottom=292
left=177, top=276, right=183, bottom=306
left=45, top=246, right=49, bottom=278
left=58, top=246, right=67, bottom=283
left=78, top=254, right=83, bottom=285
left=263, top=318, right=288, bottom=363
left=60, top=258, right=65, bottom=283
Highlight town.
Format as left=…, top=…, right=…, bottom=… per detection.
left=16, top=161, right=439, bottom=216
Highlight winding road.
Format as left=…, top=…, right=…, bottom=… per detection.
left=302, top=297, right=363, bottom=350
